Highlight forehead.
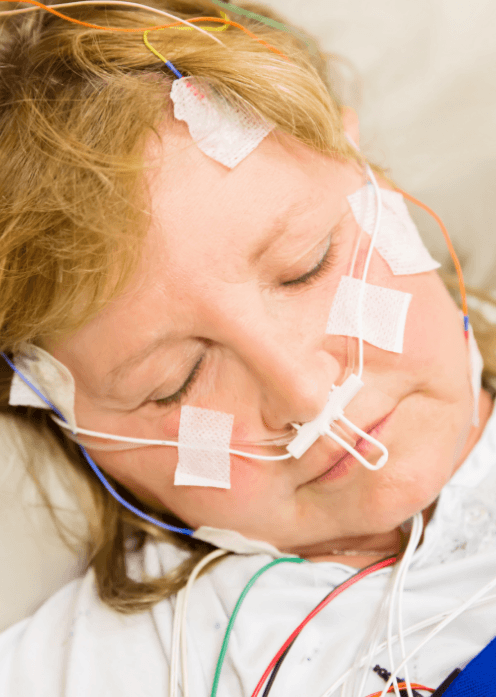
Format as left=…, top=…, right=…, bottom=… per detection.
left=53, top=124, right=360, bottom=384
left=143, top=122, right=355, bottom=277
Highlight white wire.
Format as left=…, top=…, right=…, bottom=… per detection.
left=169, top=549, right=228, bottom=697
left=386, top=513, right=423, bottom=697
left=351, top=514, right=422, bottom=697
left=319, top=592, right=496, bottom=697
left=50, top=414, right=292, bottom=460
left=379, top=572, right=496, bottom=697
left=0, top=0, right=226, bottom=46
left=170, top=587, right=186, bottom=697
left=356, top=165, right=383, bottom=381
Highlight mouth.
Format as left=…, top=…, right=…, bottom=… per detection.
left=304, top=408, right=395, bottom=485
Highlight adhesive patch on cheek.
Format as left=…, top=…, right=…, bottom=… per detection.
left=8, top=342, right=77, bottom=432
left=326, top=276, right=412, bottom=353
left=174, top=405, right=234, bottom=489
left=347, top=186, right=441, bottom=275
left=170, top=77, right=275, bottom=169
left=468, top=324, right=484, bottom=427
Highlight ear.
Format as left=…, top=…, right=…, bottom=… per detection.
left=341, top=106, right=360, bottom=148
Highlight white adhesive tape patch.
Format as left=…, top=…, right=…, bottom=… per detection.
left=347, top=186, right=440, bottom=276
left=9, top=343, right=77, bottom=432
left=326, top=276, right=412, bottom=353
left=174, top=405, right=234, bottom=489
left=170, top=77, right=274, bottom=169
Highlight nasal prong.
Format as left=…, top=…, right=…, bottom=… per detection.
left=286, top=375, right=364, bottom=459
left=285, top=374, right=389, bottom=470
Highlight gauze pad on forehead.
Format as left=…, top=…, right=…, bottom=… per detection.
left=170, top=77, right=275, bottom=169
left=9, top=343, right=77, bottom=432
left=468, top=324, right=484, bottom=427
left=174, top=405, right=234, bottom=489
left=347, top=186, right=441, bottom=276
left=326, top=276, right=412, bottom=353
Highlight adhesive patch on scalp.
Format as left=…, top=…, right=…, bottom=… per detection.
left=9, top=342, right=77, bottom=432
left=326, top=276, right=412, bottom=353
left=347, top=186, right=441, bottom=275
left=174, top=405, right=234, bottom=489
left=170, top=76, right=274, bottom=169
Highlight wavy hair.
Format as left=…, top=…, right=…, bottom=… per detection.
left=0, top=0, right=494, bottom=615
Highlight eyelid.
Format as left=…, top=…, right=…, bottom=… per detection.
left=281, top=234, right=336, bottom=287
left=152, top=354, right=204, bottom=407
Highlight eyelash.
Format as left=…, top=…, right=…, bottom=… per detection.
left=152, top=238, right=337, bottom=407
left=153, top=355, right=204, bottom=408
left=281, top=238, right=337, bottom=287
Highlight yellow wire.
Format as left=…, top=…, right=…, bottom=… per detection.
left=143, top=11, right=229, bottom=65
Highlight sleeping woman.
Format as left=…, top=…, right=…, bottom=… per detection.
left=1, top=1, right=496, bottom=696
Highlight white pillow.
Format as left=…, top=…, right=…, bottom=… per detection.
left=0, top=414, right=89, bottom=632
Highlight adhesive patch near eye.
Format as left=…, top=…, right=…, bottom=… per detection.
left=170, top=77, right=275, bottom=169
left=9, top=342, right=77, bottom=432
left=326, top=276, right=412, bottom=353
left=468, top=324, right=484, bottom=427
left=347, top=186, right=441, bottom=276
left=174, top=405, right=234, bottom=489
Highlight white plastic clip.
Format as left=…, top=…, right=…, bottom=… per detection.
left=286, top=374, right=364, bottom=459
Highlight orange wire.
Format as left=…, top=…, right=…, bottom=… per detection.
left=394, top=187, right=469, bottom=340
left=365, top=682, right=435, bottom=696
left=1, top=1, right=290, bottom=61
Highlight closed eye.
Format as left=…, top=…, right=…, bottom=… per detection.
left=152, top=354, right=204, bottom=408
left=281, top=237, right=337, bottom=287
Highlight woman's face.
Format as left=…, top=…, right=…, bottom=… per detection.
left=50, top=119, right=481, bottom=557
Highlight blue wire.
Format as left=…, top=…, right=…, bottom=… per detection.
left=166, top=60, right=183, bottom=80
left=1, top=352, right=193, bottom=536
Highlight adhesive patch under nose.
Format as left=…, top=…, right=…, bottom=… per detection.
left=170, top=77, right=275, bottom=169
left=326, top=276, right=412, bottom=353
left=174, top=405, right=234, bottom=489
left=347, top=186, right=441, bottom=276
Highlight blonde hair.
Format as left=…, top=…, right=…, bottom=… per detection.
left=0, top=0, right=494, bottom=615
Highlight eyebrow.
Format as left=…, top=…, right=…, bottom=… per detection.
left=105, top=197, right=319, bottom=388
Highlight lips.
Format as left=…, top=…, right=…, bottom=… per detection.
left=304, top=408, right=394, bottom=484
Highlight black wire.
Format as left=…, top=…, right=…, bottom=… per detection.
left=260, top=554, right=398, bottom=697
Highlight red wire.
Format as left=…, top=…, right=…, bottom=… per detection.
left=250, top=557, right=397, bottom=697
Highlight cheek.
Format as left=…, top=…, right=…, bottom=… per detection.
left=87, top=445, right=271, bottom=528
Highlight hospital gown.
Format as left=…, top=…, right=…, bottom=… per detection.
left=1, top=404, right=496, bottom=696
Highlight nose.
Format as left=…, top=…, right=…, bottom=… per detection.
left=231, top=329, right=342, bottom=432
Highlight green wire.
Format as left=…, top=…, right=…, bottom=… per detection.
left=210, top=556, right=305, bottom=697
left=209, top=0, right=316, bottom=55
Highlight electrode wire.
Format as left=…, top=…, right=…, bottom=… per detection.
left=174, top=549, right=230, bottom=697
left=396, top=188, right=469, bottom=340
left=1, top=352, right=195, bottom=535
left=346, top=513, right=422, bottom=697
left=378, top=573, right=496, bottom=697
left=210, top=557, right=306, bottom=697
left=250, top=557, right=397, bottom=697
left=319, top=592, right=496, bottom=697
left=50, top=414, right=293, bottom=460
left=0, top=1, right=291, bottom=61
left=385, top=513, right=423, bottom=697
left=0, top=0, right=225, bottom=42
